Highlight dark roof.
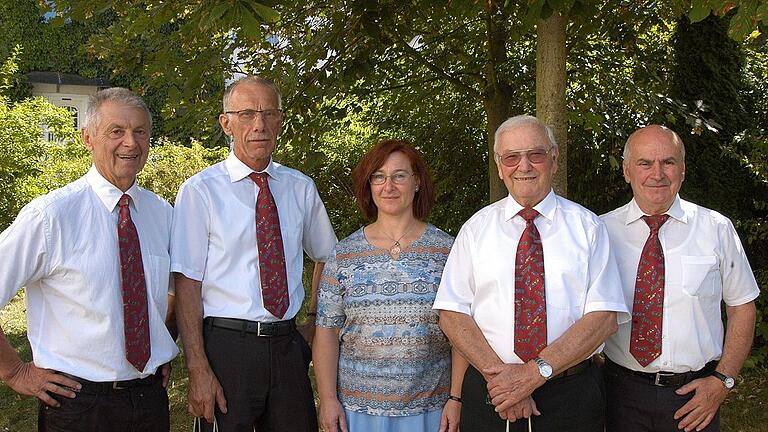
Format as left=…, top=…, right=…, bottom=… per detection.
left=26, top=71, right=110, bottom=87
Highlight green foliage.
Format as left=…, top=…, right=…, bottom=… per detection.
left=0, top=51, right=79, bottom=230
left=277, top=86, right=488, bottom=238
left=568, top=5, right=676, bottom=213
left=672, top=0, right=768, bottom=40
left=138, top=140, right=228, bottom=204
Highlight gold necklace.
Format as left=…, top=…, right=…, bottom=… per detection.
left=382, top=224, right=414, bottom=258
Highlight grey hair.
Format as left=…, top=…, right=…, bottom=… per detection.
left=622, top=125, right=686, bottom=162
left=222, top=76, right=283, bottom=111
left=84, top=87, right=152, bottom=133
left=493, top=115, right=558, bottom=154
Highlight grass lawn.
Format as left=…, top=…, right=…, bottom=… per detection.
left=2, top=292, right=766, bottom=431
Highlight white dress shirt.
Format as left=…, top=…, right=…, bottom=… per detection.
left=0, top=166, right=178, bottom=381
left=170, top=153, right=337, bottom=322
left=433, top=191, right=630, bottom=364
left=601, top=196, right=760, bottom=373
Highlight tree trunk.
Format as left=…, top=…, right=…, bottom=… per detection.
left=536, top=12, right=568, bottom=197
left=485, top=94, right=512, bottom=202
left=484, top=0, right=512, bottom=203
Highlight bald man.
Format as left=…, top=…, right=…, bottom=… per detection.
left=600, top=125, right=759, bottom=432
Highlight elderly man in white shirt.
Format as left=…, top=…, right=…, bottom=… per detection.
left=172, top=76, right=336, bottom=432
left=434, top=115, right=629, bottom=432
left=601, top=125, right=759, bottom=432
left=0, top=87, right=178, bottom=431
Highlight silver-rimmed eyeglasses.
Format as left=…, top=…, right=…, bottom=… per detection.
left=369, top=171, right=414, bottom=185
left=224, top=109, right=282, bottom=122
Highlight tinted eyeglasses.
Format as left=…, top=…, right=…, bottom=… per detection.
left=495, top=147, right=554, bottom=167
left=224, top=109, right=282, bottom=122
left=369, top=171, right=414, bottom=185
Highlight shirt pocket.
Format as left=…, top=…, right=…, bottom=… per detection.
left=148, top=254, right=171, bottom=299
left=545, top=257, right=588, bottom=310
left=681, top=255, right=719, bottom=297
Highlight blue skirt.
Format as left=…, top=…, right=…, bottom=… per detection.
left=344, top=408, right=443, bottom=432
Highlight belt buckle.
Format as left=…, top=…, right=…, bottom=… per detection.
left=257, top=322, right=264, bottom=337
left=653, top=371, right=675, bottom=386
left=112, top=381, right=127, bottom=390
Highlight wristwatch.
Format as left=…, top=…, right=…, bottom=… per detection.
left=711, top=371, right=736, bottom=389
left=534, top=357, right=553, bottom=380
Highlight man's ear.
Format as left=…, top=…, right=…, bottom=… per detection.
left=623, top=162, right=631, bottom=184
left=219, top=113, right=232, bottom=136
left=81, top=127, right=94, bottom=153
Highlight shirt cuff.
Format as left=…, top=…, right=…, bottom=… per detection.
left=432, top=300, right=471, bottom=315
left=584, top=302, right=632, bottom=325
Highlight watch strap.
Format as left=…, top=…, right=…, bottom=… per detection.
left=711, top=371, right=735, bottom=388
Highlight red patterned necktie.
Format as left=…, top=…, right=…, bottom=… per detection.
left=630, top=214, right=670, bottom=367
left=249, top=172, right=289, bottom=319
left=514, top=208, right=547, bottom=362
left=117, top=194, right=151, bottom=372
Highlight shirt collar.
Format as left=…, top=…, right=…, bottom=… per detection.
left=504, top=189, right=557, bottom=223
left=225, top=152, right=277, bottom=183
left=85, top=165, right=141, bottom=213
left=625, top=194, right=687, bottom=225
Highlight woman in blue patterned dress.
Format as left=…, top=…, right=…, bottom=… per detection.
left=314, top=139, right=463, bottom=432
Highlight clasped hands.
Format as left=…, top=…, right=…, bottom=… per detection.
left=482, top=361, right=545, bottom=422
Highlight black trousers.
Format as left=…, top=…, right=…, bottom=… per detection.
left=38, top=373, right=169, bottom=432
left=200, top=322, right=317, bottom=432
left=460, top=364, right=605, bottom=432
left=605, top=362, right=720, bottom=432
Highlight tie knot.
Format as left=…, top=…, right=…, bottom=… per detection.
left=642, top=214, right=669, bottom=232
left=118, top=194, right=131, bottom=208
left=518, top=207, right=539, bottom=222
left=249, top=172, right=268, bottom=187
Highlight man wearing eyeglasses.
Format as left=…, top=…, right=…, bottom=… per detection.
left=434, top=115, right=629, bottom=431
left=600, top=125, right=758, bottom=432
left=171, top=76, right=337, bottom=432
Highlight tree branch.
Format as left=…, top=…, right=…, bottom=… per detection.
left=387, top=31, right=481, bottom=98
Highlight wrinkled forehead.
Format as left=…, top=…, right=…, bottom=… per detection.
left=96, top=102, right=150, bottom=128
left=227, top=83, right=280, bottom=109
left=627, top=129, right=684, bottom=161
left=497, top=124, right=551, bottom=153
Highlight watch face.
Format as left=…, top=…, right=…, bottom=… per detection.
left=724, top=377, right=735, bottom=388
left=540, top=363, right=553, bottom=377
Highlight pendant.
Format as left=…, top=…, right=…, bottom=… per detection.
left=389, top=241, right=402, bottom=258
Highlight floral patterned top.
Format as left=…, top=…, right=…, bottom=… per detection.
left=317, top=224, right=454, bottom=416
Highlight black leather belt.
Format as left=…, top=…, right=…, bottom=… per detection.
left=205, top=316, right=295, bottom=337
left=58, top=372, right=159, bottom=393
left=551, top=359, right=591, bottom=380
left=606, top=357, right=717, bottom=387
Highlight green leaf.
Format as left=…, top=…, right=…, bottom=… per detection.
left=522, top=1, right=545, bottom=28
left=757, top=2, right=768, bottom=21
left=729, top=6, right=758, bottom=41
left=688, top=2, right=712, bottom=23
left=243, top=1, right=280, bottom=23
left=204, top=3, right=232, bottom=29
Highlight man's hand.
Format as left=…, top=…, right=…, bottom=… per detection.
left=674, top=376, right=729, bottom=432
left=318, top=397, right=348, bottom=432
left=160, top=362, right=172, bottom=388
left=298, top=322, right=316, bottom=347
left=187, top=366, right=227, bottom=423
left=4, top=362, right=80, bottom=407
left=498, top=396, right=541, bottom=422
left=483, top=361, right=544, bottom=412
